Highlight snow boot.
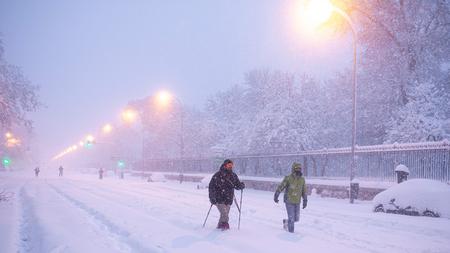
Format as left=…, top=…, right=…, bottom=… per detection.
left=283, top=219, right=288, bottom=231
left=222, top=222, right=230, bottom=231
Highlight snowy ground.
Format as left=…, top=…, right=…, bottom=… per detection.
left=1, top=171, right=450, bottom=253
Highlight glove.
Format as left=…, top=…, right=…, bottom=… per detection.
left=210, top=198, right=217, bottom=205
left=239, top=182, right=245, bottom=190
left=274, top=192, right=280, bottom=203
left=302, top=199, right=308, bottom=209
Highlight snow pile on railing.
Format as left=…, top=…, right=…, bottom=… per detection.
left=229, top=140, right=450, bottom=157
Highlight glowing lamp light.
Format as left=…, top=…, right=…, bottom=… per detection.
left=121, top=109, right=137, bottom=123
left=6, top=138, right=20, bottom=147
left=156, top=90, right=173, bottom=107
left=5, top=132, right=12, bottom=139
left=102, top=124, right=113, bottom=134
left=303, top=0, right=334, bottom=27
left=300, top=0, right=334, bottom=31
left=86, top=135, right=95, bottom=142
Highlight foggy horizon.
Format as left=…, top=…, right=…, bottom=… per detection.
left=1, top=0, right=350, bottom=163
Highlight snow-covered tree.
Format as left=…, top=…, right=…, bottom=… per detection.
left=339, top=0, right=450, bottom=143
left=0, top=39, right=40, bottom=132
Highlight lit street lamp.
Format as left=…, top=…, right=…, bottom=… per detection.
left=102, top=124, right=113, bottom=134
left=156, top=90, right=185, bottom=182
left=6, top=138, right=21, bottom=147
left=302, top=0, right=358, bottom=203
left=156, top=90, right=185, bottom=158
left=121, top=109, right=138, bottom=124
left=86, top=135, right=95, bottom=142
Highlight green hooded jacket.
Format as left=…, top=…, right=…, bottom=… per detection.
left=275, top=165, right=307, bottom=204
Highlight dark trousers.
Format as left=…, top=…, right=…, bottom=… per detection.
left=216, top=204, right=231, bottom=223
left=285, top=202, right=300, bottom=232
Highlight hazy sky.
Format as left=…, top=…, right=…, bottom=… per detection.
left=0, top=0, right=350, bottom=162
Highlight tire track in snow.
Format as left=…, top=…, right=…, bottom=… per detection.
left=18, top=183, right=43, bottom=253
left=61, top=180, right=209, bottom=229
left=54, top=180, right=208, bottom=244
left=48, top=183, right=165, bottom=253
left=54, top=180, right=263, bottom=253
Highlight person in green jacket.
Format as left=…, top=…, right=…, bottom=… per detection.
left=274, top=162, right=308, bottom=233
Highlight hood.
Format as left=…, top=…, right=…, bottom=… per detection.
left=291, top=162, right=303, bottom=176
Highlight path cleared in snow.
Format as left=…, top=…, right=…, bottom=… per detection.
left=1, top=172, right=450, bottom=253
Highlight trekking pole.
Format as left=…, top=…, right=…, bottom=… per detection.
left=233, top=196, right=241, bottom=213
left=202, top=204, right=213, bottom=228
left=238, top=189, right=243, bottom=230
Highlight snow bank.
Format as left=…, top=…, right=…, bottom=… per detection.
left=373, top=179, right=450, bottom=218
left=148, top=172, right=167, bottom=182
left=197, top=174, right=213, bottom=189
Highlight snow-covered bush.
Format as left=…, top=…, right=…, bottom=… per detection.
left=373, top=179, right=450, bottom=218
left=148, top=172, right=167, bottom=182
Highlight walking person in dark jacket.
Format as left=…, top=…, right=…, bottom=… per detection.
left=34, top=167, right=40, bottom=177
left=208, top=159, right=245, bottom=230
left=99, top=168, right=104, bottom=179
left=274, top=162, right=308, bottom=233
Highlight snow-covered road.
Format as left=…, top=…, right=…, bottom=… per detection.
left=1, top=172, right=449, bottom=253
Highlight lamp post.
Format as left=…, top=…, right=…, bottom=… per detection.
left=302, top=0, right=358, bottom=203
left=156, top=90, right=185, bottom=183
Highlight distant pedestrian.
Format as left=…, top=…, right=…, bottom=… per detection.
left=34, top=167, right=40, bottom=177
left=274, top=162, right=308, bottom=233
left=208, top=159, right=245, bottom=230
left=58, top=166, right=64, bottom=177
left=99, top=168, right=104, bottom=179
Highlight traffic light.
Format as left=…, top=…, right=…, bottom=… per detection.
left=117, top=160, right=125, bottom=168
left=85, top=140, right=94, bottom=148
left=2, top=157, right=11, bottom=167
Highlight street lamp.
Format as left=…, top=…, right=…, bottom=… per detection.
left=121, top=109, right=138, bottom=124
left=155, top=90, right=185, bottom=158
left=6, top=138, right=20, bottom=147
left=102, top=124, right=113, bottom=134
left=302, top=0, right=358, bottom=203
left=5, top=132, right=12, bottom=139
left=156, top=90, right=173, bottom=108
left=86, top=135, right=95, bottom=142
left=85, top=135, right=95, bottom=148
left=155, top=90, right=185, bottom=182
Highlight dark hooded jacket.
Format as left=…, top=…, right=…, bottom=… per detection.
left=208, top=163, right=244, bottom=205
